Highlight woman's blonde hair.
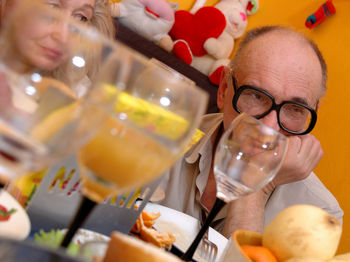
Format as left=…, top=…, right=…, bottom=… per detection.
left=52, top=0, right=116, bottom=90
left=1, top=0, right=116, bottom=95
left=91, top=0, right=115, bottom=39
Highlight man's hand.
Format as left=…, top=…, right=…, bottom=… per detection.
left=263, top=134, right=323, bottom=195
left=222, top=135, right=323, bottom=237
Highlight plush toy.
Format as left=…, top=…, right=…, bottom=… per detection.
left=169, top=0, right=259, bottom=85
left=111, top=0, right=177, bottom=52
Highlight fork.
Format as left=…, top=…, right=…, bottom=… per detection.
left=199, top=210, right=218, bottom=262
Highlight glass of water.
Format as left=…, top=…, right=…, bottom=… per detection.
left=182, top=113, right=289, bottom=261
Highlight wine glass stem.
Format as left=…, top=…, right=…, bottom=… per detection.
left=60, top=195, right=97, bottom=248
left=181, top=197, right=226, bottom=261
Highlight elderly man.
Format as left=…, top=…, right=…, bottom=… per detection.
left=159, top=25, right=343, bottom=238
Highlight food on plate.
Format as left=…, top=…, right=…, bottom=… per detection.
left=130, top=210, right=175, bottom=249
left=241, top=245, right=278, bottom=262
left=139, top=226, right=175, bottom=249
left=79, top=240, right=109, bottom=262
left=34, top=229, right=80, bottom=255
left=262, top=205, right=342, bottom=261
left=34, top=228, right=110, bottom=257
left=103, top=231, right=181, bottom=262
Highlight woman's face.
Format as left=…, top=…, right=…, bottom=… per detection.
left=10, top=0, right=95, bottom=72
left=45, top=0, right=95, bottom=23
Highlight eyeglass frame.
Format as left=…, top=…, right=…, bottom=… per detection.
left=231, top=76, right=317, bottom=135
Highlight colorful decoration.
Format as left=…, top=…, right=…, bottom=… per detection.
left=0, top=204, right=16, bottom=222
left=110, top=0, right=176, bottom=52
left=169, top=0, right=259, bottom=86
left=305, top=0, right=336, bottom=29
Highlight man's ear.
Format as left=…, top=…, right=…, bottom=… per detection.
left=317, top=100, right=322, bottom=109
left=316, top=99, right=322, bottom=111
left=217, top=79, right=227, bottom=110
left=217, top=67, right=231, bottom=109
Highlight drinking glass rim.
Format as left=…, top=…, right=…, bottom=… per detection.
left=229, top=113, right=288, bottom=141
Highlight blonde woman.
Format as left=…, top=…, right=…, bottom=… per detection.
left=0, top=0, right=115, bottom=98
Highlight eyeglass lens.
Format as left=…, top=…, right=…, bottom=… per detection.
left=236, top=88, right=313, bottom=134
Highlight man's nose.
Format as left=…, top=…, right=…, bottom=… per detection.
left=260, top=110, right=280, bottom=132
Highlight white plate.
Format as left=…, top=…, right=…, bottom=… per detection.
left=0, top=190, right=31, bottom=240
left=61, top=228, right=110, bottom=245
left=144, top=203, right=228, bottom=262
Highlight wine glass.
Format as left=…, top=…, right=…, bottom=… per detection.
left=0, top=0, right=116, bottom=186
left=182, top=113, right=289, bottom=261
left=60, top=50, right=209, bottom=246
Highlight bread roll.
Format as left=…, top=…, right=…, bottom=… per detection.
left=103, top=231, right=181, bottom=262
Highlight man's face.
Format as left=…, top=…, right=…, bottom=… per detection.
left=218, top=31, right=323, bottom=136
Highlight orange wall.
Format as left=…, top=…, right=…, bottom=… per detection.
left=176, top=0, right=350, bottom=253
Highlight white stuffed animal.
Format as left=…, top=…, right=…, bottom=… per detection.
left=170, top=0, right=259, bottom=85
left=111, top=0, right=177, bottom=52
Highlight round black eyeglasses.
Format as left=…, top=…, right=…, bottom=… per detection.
left=231, top=78, right=317, bottom=135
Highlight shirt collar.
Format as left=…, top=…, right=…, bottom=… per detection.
left=185, top=113, right=223, bottom=164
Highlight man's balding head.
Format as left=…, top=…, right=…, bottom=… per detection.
left=230, top=26, right=327, bottom=99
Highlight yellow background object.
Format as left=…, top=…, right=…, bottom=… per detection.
left=173, top=0, right=350, bottom=253
left=104, top=84, right=204, bottom=147
left=114, top=90, right=190, bottom=140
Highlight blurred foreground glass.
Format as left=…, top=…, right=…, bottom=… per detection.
left=0, top=0, right=115, bottom=185
left=182, top=113, right=289, bottom=261
left=60, top=49, right=209, bottom=246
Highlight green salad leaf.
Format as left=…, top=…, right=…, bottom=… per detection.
left=33, top=229, right=80, bottom=256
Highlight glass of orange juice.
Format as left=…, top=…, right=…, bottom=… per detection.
left=60, top=49, right=209, bottom=247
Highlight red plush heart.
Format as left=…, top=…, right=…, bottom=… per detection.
left=169, top=7, right=226, bottom=57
